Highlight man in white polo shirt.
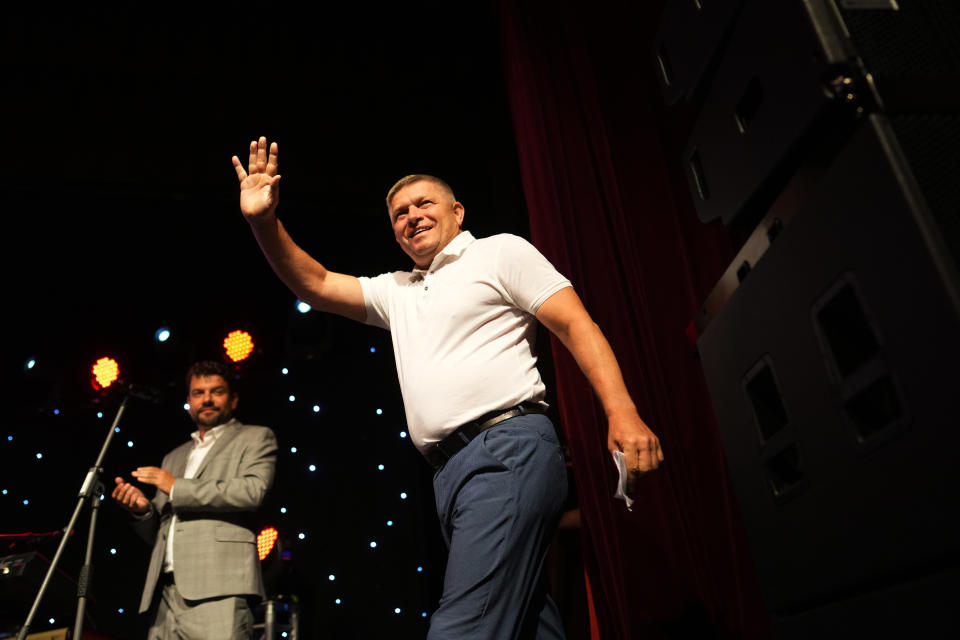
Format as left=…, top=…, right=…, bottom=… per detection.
left=232, top=136, right=663, bottom=639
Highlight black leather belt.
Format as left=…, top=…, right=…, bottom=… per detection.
left=424, top=402, right=546, bottom=469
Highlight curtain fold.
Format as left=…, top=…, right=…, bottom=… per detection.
left=497, top=1, right=769, bottom=637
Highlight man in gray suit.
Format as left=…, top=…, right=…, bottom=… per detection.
left=112, top=360, right=278, bottom=640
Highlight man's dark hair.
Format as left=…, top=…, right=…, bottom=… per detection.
left=185, top=360, right=237, bottom=395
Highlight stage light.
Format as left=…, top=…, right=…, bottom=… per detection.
left=313, top=405, right=320, bottom=413
left=369, top=541, right=377, bottom=548
left=386, top=520, right=393, bottom=527
left=394, top=608, right=401, bottom=614
left=97, top=412, right=103, bottom=419
left=400, top=431, right=407, bottom=439
left=35, top=453, right=42, bottom=460
left=298, top=533, right=306, bottom=540
left=335, top=599, right=342, bottom=605
left=110, top=548, right=116, bottom=555
left=290, top=446, right=297, bottom=453
left=328, top=574, right=335, bottom=581
left=23, top=500, right=28, bottom=505
left=370, top=347, right=376, bottom=353
left=422, top=612, right=428, bottom=618
left=127, top=441, right=134, bottom=448
left=417, top=566, right=423, bottom=572
left=6, top=435, right=11, bottom=441
left=280, top=507, right=287, bottom=514
left=376, top=408, right=383, bottom=415
left=25, top=358, right=36, bottom=370
left=257, top=527, right=279, bottom=561
left=118, top=608, right=124, bottom=614
left=296, top=300, right=311, bottom=313
left=91, top=357, right=120, bottom=390
left=288, top=395, right=295, bottom=402
left=223, top=330, right=254, bottom=363
left=378, top=464, right=384, bottom=471
left=400, top=492, right=407, bottom=500
left=155, top=327, right=171, bottom=343
left=308, top=464, right=316, bottom=472
left=2, top=489, right=7, bottom=495
left=48, top=619, right=54, bottom=625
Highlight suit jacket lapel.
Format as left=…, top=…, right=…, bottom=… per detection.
left=193, top=420, right=240, bottom=479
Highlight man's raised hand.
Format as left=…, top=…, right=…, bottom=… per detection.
left=232, top=136, right=281, bottom=221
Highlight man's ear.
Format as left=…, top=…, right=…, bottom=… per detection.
left=454, top=201, right=465, bottom=227
left=230, top=393, right=239, bottom=410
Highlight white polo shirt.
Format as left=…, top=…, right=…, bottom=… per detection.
left=359, top=231, right=571, bottom=453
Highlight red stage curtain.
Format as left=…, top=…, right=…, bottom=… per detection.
left=497, top=1, right=770, bottom=637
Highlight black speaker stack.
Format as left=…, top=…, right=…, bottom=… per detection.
left=656, top=1, right=960, bottom=636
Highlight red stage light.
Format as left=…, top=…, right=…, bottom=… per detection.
left=257, top=526, right=279, bottom=561
left=223, top=330, right=254, bottom=363
left=91, top=357, right=120, bottom=390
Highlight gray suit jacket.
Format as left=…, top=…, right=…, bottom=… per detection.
left=132, top=419, right=278, bottom=613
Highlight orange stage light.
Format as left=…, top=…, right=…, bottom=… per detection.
left=91, top=357, right=120, bottom=390
left=257, top=526, right=279, bottom=561
left=223, top=330, right=255, bottom=363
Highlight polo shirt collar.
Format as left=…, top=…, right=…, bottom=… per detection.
left=413, top=231, right=476, bottom=276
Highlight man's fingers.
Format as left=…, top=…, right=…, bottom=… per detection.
left=247, top=140, right=258, bottom=175
left=265, top=141, right=279, bottom=176
left=256, top=136, right=268, bottom=172
left=232, top=156, right=247, bottom=182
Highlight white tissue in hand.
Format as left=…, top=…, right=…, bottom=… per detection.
left=612, top=450, right=634, bottom=511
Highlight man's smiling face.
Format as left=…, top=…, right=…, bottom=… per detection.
left=389, top=179, right=464, bottom=269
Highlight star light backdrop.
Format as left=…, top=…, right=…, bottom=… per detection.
left=2, top=305, right=451, bottom=638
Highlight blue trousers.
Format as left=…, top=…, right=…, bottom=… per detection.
left=428, top=413, right=568, bottom=640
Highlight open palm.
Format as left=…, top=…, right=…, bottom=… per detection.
left=232, top=136, right=281, bottom=220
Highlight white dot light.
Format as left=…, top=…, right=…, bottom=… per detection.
left=369, top=347, right=376, bottom=353
left=400, top=431, right=407, bottom=439
left=417, top=566, right=423, bottom=572
left=26, top=359, right=36, bottom=369
left=308, top=464, right=316, bottom=472
left=335, top=598, right=342, bottom=605
left=23, top=499, right=29, bottom=505
left=115, top=426, right=121, bottom=432
left=48, top=618, right=55, bottom=625
left=386, top=520, right=393, bottom=527
left=127, top=441, right=134, bottom=448
left=36, top=453, right=42, bottom=460
left=296, top=300, right=312, bottom=313
left=313, top=405, right=320, bottom=413
left=369, top=541, right=377, bottom=548
left=118, top=608, right=124, bottom=613
left=394, top=608, right=401, bottom=614
left=282, top=367, right=289, bottom=375
left=378, top=464, right=385, bottom=471
left=110, top=548, right=117, bottom=555
left=290, top=446, right=298, bottom=453
left=298, top=533, right=306, bottom=540
left=2, top=489, right=7, bottom=495
left=97, top=412, right=104, bottom=419
left=400, top=492, right=407, bottom=500
left=328, top=574, right=335, bottom=581
left=376, top=408, right=383, bottom=415
left=280, top=507, right=287, bottom=514
left=155, top=328, right=171, bottom=343
left=288, top=395, right=296, bottom=402
left=183, top=403, right=189, bottom=411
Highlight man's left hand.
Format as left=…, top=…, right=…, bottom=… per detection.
left=131, top=467, right=175, bottom=495
left=608, top=410, right=663, bottom=493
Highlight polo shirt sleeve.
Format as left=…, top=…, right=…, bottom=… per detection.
left=494, top=234, right=572, bottom=314
left=358, top=273, right=393, bottom=330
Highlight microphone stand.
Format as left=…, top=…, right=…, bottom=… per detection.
left=17, top=393, right=130, bottom=640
